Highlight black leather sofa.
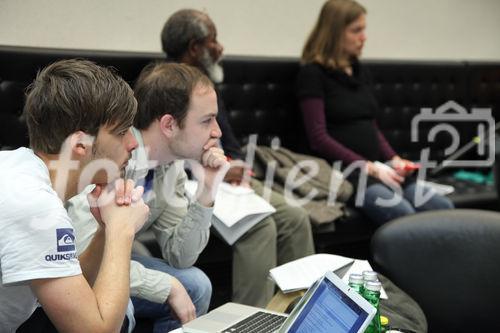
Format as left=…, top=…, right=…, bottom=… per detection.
left=2, top=45, right=500, bottom=312
left=371, top=209, right=500, bottom=333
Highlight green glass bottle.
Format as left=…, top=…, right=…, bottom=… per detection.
left=348, top=273, right=364, bottom=294
left=363, top=280, right=382, bottom=333
left=362, top=270, right=378, bottom=283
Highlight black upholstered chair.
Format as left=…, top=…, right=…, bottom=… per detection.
left=371, top=209, right=500, bottom=333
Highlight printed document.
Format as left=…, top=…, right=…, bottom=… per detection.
left=269, top=254, right=354, bottom=293
left=185, top=181, right=275, bottom=245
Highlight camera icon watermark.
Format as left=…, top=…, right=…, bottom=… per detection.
left=411, top=100, right=495, bottom=167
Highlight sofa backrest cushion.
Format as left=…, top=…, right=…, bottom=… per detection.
left=1, top=46, right=499, bottom=166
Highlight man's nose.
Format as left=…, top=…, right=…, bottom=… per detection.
left=125, top=129, right=138, bottom=151
left=217, top=42, right=224, bottom=57
left=212, top=120, right=222, bottom=138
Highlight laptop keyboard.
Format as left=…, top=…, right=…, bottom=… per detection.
left=221, top=311, right=287, bottom=333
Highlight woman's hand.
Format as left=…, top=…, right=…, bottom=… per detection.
left=390, top=156, right=420, bottom=177
left=366, top=161, right=404, bottom=189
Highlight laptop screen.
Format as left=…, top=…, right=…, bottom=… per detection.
left=287, top=276, right=370, bottom=333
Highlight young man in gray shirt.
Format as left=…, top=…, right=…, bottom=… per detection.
left=68, top=62, right=229, bottom=332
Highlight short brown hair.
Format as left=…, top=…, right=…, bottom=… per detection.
left=24, top=59, right=137, bottom=153
left=301, top=0, right=366, bottom=70
left=133, top=62, right=213, bottom=130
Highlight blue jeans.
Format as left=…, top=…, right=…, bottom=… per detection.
left=359, top=182, right=454, bottom=226
left=131, top=255, right=212, bottom=333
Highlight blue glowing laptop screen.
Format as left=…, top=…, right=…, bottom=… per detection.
left=288, top=277, right=369, bottom=333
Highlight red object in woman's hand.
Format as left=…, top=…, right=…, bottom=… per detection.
left=403, top=163, right=421, bottom=171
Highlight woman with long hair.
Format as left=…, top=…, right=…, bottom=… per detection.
left=297, top=0, right=453, bottom=225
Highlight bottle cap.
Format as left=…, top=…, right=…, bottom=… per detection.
left=380, top=315, right=389, bottom=326
left=362, top=270, right=378, bottom=282
left=348, top=273, right=363, bottom=284
left=364, top=280, right=382, bottom=292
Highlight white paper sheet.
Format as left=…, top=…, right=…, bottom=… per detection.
left=269, top=254, right=354, bottom=293
left=185, top=181, right=275, bottom=244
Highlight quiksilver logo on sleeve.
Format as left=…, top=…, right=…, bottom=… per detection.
left=44, top=228, right=77, bottom=261
left=56, top=228, right=75, bottom=252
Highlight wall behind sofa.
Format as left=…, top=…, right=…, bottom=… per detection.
left=1, top=0, right=499, bottom=61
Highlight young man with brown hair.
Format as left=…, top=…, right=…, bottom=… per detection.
left=0, top=59, right=149, bottom=332
left=161, top=9, right=315, bottom=307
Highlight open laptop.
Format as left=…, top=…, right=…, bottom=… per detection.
left=183, top=271, right=376, bottom=333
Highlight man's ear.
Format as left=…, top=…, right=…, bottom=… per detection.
left=159, top=114, right=178, bottom=138
left=187, top=39, right=203, bottom=61
left=69, top=131, right=94, bottom=157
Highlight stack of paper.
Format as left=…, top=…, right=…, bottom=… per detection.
left=269, top=254, right=388, bottom=299
left=185, top=181, right=276, bottom=245
left=269, top=254, right=354, bottom=293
